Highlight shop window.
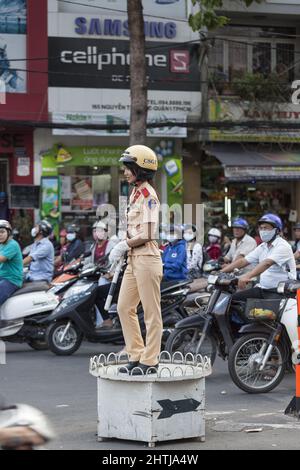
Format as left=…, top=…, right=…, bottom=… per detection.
left=228, top=41, right=248, bottom=81
left=253, top=42, right=271, bottom=76
left=276, top=43, right=295, bottom=82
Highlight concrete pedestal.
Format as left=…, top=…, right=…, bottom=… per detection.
left=90, top=353, right=211, bottom=447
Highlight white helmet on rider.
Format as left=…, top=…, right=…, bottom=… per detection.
left=208, top=228, right=221, bottom=238
left=208, top=227, right=221, bottom=244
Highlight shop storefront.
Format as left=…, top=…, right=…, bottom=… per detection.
left=0, top=129, right=36, bottom=245
left=40, top=141, right=183, bottom=237
left=202, top=144, right=300, bottom=237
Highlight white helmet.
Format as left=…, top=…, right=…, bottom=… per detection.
left=93, top=221, right=107, bottom=231
left=208, top=228, right=221, bottom=238
left=0, top=404, right=55, bottom=445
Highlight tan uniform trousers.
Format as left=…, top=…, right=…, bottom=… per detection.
left=117, top=254, right=163, bottom=366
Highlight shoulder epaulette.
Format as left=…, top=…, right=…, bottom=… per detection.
left=141, top=187, right=150, bottom=198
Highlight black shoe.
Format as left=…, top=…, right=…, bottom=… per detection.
left=118, top=361, right=139, bottom=373
left=130, top=363, right=159, bottom=376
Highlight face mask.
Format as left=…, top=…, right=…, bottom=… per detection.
left=66, top=233, right=76, bottom=242
left=31, top=227, right=38, bottom=238
left=259, top=229, right=277, bottom=243
left=208, top=235, right=218, bottom=244
left=167, top=235, right=178, bottom=243
left=184, top=233, right=195, bottom=242
left=94, top=229, right=106, bottom=241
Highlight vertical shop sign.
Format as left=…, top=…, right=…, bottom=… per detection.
left=40, top=176, right=61, bottom=235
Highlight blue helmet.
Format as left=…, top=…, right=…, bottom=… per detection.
left=232, top=218, right=249, bottom=231
left=258, top=213, right=283, bottom=231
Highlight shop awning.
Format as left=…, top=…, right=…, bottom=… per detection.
left=209, top=144, right=300, bottom=181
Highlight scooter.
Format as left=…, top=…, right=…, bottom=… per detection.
left=0, top=282, right=59, bottom=350
left=165, top=272, right=242, bottom=365
left=228, top=279, right=299, bottom=394
left=45, top=263, right=191, bottom=356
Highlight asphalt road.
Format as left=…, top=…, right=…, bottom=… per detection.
left=1, top=341, right=300, bottom=450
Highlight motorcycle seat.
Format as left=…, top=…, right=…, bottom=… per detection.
left=11, top=282, right=50, bottom=297
left=160, top=280, right=191, bottom=294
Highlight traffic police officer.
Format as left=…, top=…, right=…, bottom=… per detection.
left=109, top=145, right=163, bottom=375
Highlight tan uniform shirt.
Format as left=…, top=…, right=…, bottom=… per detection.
left=126, top=181, right=160, bottom=257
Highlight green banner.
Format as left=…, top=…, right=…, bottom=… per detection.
left=164, top=157, right=183, bottom=207
left=42, top=144, right=124, bottom=175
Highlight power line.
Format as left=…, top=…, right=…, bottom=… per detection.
left=3, top=34, right=300, bottom=67
left=56, top=0, right=190, bottom=23
left=2, top=118, right=300, bottom=131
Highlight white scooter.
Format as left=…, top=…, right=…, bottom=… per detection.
left=228, top=279, right=300, bottom=394
left=0, top=282, right=59, bottom=350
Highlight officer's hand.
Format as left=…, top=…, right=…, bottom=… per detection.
left=238, top=276, right=252, bottom=290
left=109, top=240, right=130, bottom=265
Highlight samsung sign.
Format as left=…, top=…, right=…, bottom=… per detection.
left=74, top=17, right=177, bottom=39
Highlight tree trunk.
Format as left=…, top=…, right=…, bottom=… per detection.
left=127, top=0, right=147, bottom=145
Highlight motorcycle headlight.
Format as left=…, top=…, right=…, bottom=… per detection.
left=277, top=281, right=285, bottom=294
left=208, top=274, right=218, bottom=285
left=63, top=284, right=91, bottom=299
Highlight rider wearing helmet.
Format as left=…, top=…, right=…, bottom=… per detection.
left=224, top=218, right=257, bottom=266
left=62, top=224, right=84, bottom=263
left=0, top=220, right=23, bottom=306
left=222, top=213, right=296, bottom=306
left=205, top=227, right=222, bottom=261
left=109, top=145, right=163, bottom=375
left=23, top=220, right=54, bottom=283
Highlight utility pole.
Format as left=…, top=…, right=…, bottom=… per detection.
left=127, top=0, right=147, bottom=145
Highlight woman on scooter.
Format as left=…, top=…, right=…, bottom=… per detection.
left=0, top=220, right=23, bottom=307
left=108, top=145, right=163, bottom=375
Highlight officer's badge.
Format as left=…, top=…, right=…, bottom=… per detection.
left=148, top=198, right=157, bottom=209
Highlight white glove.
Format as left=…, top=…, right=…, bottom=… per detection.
left=109, top=240, right=130, bottom=265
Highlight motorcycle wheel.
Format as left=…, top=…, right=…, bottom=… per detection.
left=27, top=339, right=48, bottom=351
left=228, top=333, right=286, bottom=394
left=165, top=327, right=217, bottom=365
left=46, top=321, right=83, bottom=356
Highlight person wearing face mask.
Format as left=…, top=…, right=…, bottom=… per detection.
left=62, top=224, right=84, bottom=263
left=204, top=228, right=222, bottom=261
left=91, top=221, right=112, bottom=263
left=23, top=220, right=54, bottom=283
left=223, top=218, right=257, bottom=272
left=162, top=224, right=188, bottom=281
left=221, top=213, right=296, bottom=307
left=0, top=220, right=23, bottom=307
left=183, top=224, right=203, bottom=279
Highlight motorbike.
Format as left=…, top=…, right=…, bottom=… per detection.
left=165, top=272, right=242, bottom=365
left=183, top=259, right=223, bottom=310
left=228, top=280, right=300, bottom=394
left=45, top=263, right=192, bottom=356
left=0, top=282, right=59, bottom=350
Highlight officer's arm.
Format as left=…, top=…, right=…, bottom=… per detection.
left=127, top=222, right=156, bottom=248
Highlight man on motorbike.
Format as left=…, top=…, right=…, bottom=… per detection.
left=23, top=220, right=54, bottom=283
left=0, top=220, right=23, bottom=306
left=222, top=214, right=296, bottom=307
left=223, top=218, right=257, bottom=271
